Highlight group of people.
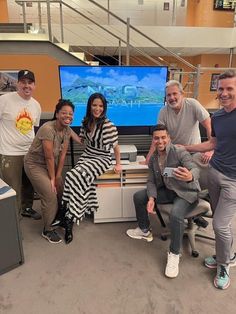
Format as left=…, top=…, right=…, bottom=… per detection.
left=127, top=71, right=236, bottom=290
left=0, top=69, right=121, bottom=244
left=0, top=68, right=236, bottom=290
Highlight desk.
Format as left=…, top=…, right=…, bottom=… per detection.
left=0, top=179, right=24, bottom=275
left=94, top=156, right=148, bottom=223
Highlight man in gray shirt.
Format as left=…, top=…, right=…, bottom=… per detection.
left=144, top=80, right=212, bottom=165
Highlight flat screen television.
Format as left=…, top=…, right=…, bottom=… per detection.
left=59, top=65, right=168, bottom=134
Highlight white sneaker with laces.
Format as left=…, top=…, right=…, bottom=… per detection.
left=165, top=252, right=180, bottom=278
left=126, top=227, right=153, bottom=242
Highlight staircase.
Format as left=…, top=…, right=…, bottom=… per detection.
left=0, top=23, right=32, bottom=33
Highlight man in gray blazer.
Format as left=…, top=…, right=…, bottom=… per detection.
left=126, top=124, right=200, bottom=278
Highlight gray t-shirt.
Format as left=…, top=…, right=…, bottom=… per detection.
left=158, top=98, right=209, bottom=145
left=25, top=120, right=71, bottom=166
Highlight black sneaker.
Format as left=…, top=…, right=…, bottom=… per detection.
left=21, top=208, right=42, bottom=220
left=51, top=218, right=62, bottom=227
left=193, top=216, right=209, bottom=228
left=42, top=230, right=62, bottom=244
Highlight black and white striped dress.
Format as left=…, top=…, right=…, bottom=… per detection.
left=62, top=118, right=118, bottom=224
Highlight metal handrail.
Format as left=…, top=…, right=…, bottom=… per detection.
left=61, top=1, right=164, bottom=65
left=88, top=0, right=197, bottom=70
left=15, top=0, right=197, bottom=70
left=15, top=0, right=164, bottom=66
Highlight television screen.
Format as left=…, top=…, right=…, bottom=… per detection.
left=59, top=65, right=168, bottom=133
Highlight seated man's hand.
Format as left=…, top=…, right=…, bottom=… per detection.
left=147, top=198, right=155, bottom=214
left=173, top=166, right=193, bottom=182
left=200, top=150, right=214, bottom=164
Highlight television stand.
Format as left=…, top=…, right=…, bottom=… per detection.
left=94, top=156, right=148, bottom=223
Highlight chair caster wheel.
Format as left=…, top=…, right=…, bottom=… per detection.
left=161, top=235, right=167, bottom=241
left=192, top=250, right=199, bottom=258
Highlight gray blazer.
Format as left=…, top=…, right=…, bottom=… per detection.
left=147, top=143, right=201, bottom=204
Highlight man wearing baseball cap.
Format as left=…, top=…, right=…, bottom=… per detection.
left=0, top=69, right=42, bottom=220
left=18, top=69, right=35, bottom=82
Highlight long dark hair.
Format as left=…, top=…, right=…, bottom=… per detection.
left=83, top=93, right=107, bottom=132
left=52, top=99, right=74, bottom=120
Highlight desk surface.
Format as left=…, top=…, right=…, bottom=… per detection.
left=111, top=155, right=148, bottom=171
left=0, top=178, right=16, bottom=200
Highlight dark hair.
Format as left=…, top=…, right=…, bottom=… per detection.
left=151, top=124, right=168, bottom=134
left=218, top=70, right=236, bottom=81
left=83, top=93, right=107, bottom=132
left=52, top=99, right=74, bottom=120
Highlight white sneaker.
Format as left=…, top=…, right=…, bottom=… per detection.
left=126, top=227, right=153, bottom=242
left=165, top=252, right=180, bottom=278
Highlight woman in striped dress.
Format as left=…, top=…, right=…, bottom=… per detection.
left=61, top=93, right=121, bottom=244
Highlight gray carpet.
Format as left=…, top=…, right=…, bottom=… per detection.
left=1, top=203, right=236, bottom=314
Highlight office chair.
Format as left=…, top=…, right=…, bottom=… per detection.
left=155, top=195, right=213, bottom=257
left=155, top=153, right=215, bottom=257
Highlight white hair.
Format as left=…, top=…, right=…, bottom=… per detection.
left=165, top=80, right=183, bottom=93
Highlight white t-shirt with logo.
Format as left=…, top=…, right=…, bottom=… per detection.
left=0, top=92, right=41, bottom=155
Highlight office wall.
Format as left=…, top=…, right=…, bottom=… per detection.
left=197, top=54, right=234, bottom=108
left=0, top=52, right=233, bottom=112
left=186, top=0, right=234, bottom=27
left=0, top=54, right=61, bottom=112
left=0, top=0, right=9, bottom=22
left=130, top=53, right=234, bottom=109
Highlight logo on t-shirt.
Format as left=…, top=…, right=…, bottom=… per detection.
left=15, top=108, right=34, bottom=135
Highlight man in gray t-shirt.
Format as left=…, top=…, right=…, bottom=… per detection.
left=159, top=97, right=209, bottom=145
left=144, top=80, right=212, bottom=165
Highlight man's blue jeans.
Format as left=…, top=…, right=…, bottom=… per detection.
left=133, top=188, right=198, bottom=254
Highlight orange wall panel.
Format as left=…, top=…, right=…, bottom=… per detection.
left=197, top=54, right=229, bottom=108
left=187, top=0, right=234, bottom=27
left=0, top=0, right=9, bottom=22
left=0, top=54, right=61, bottom=112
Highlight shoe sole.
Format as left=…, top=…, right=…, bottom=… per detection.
left=165, top=271, right=179, bottom=278
left=42, top=233, right=62, bottom=244
left=126, top=232, right=153, bottom=242
left=51, top=220, right=61, bottom=227
left=204, top=262, right=217, bottom=269
left=205, top=260, right=236, bottom=269
left=214, top=277, right=230, bottom=290
left=22, top=214, right=41, bottom=220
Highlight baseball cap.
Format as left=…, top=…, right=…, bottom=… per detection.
left=18, top=70, right=35, bottom=82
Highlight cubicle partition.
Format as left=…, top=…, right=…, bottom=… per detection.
left=0, top=179, right=24, bottom=275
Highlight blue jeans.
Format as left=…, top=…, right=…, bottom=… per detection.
left=133, top=188, right=198, bottom=254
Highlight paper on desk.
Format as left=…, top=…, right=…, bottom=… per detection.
left=0, top=178, right=16, bottom=200
left=0, top=186, right=12, bottom=195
